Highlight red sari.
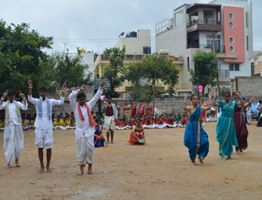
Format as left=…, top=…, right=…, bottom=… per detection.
left=129, top=125, right=146, bottom=145
left=145, top=105, right=152, bottom=116
left=200, top=103, right=207, bottom=122
left=138, top=105, right=144, bottom=116
left=131, top=105, right=136, bottom=116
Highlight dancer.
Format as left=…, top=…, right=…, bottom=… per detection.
left=0, top=90, right=28, bottom=167
left=28, top=77, right=66, bottom=173
left=145, top=101, right=152, bottom=116
left=138, top=101, right=144, bottom=116
left=69, top=79, right=105, bottom=175
left=130, top=101, right=136, bottom=117
left=128, top=119, right=146, bottom=145
left=103, top=96, right=118, bottom=144
left=213, top=91, right=243, bottom=160
left=183, top=93, right=212, bottom=165
left=233, top=92, right=256, bottom=153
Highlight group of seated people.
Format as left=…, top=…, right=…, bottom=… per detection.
left=115, top=112, right=189, bottom=130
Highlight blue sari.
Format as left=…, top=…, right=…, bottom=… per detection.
left=216, top=100, right=238, bottom=158
left=94, top=126, right=104, bottom=147
left=184, top=106, right=209, bottom=161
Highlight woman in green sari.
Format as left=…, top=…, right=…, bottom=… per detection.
left=213, top=91, right=244, bottom=160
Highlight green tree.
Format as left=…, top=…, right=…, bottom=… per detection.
left=189, top=50, right=218, bottom=96
left=0, top=20, right=53, bottom=96
left=53, top=53, right=92, bottom=86
left=103, top=47, right=114, bottom=54
left=103, top=47, right=126, bottom=97
left=125, top=54, right=180, bottom=112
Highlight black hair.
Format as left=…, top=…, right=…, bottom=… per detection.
left=259, top=100, right=262, bottom=104
left=136, top=119, right=141, bottom=122
left=71, top=112, right=74, bottom=114
left=7, top=89, right=15, bottom=96
left=95, top=118, right=100, bottom=123
left=39, top=86, right=47, bottom=91
left=190, top=95, right=199, bottom=100
left=107, top=95, right=112, bottom=99
left=223, top=91, right=231, bottom=96
left=77, top=92, right=86, bottom=99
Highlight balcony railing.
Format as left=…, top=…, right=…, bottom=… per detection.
left=187, top=19, right=221, bottom=28
left=100, top=54, right=183, bottom=61
left=219, top=69, right=230, bottom=78
left=186, top=44, right=225, bottom=53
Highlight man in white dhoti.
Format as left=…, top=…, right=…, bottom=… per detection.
left=103, top=96, right=118, bottom=144
left=69, top=79, right=105, bottom=175
left=0, top=89, right=28, bottom=167
left=27, top=77, right=66, bottom=173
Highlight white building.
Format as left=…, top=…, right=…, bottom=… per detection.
left=155, top=0, right=253, bottom=93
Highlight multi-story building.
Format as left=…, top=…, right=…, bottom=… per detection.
left=114, top=29, right=151, bottom=54
left=155, top=0, right=253, bottom=94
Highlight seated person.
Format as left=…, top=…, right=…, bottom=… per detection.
left=60, top=115, right=70, bottom=130
left=128, top=118, right=135, bottom=127
left=28, top=118, right=35, bottom=129
left=53, top=115, right=62, bottom=130
left=179, top=114, right=188, bottom=128
left=94, top=118, right=107, bottom=147
left=21, top=118, right=28, bottom=130
left=0, top=117, right=5, bottom=131
left=143, top=117, right=155, bottom=129
left=176, top=113, right=182, bottom=124
left=70, top=112, right=75, bottom=122
left=69, top=117, right=76, bottom=129
left=128, top=119, right=146, bottom=145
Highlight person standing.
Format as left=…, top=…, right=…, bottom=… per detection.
left=130, top=101, right=136, bottom=117
left=103, top=96, right=118, bottom=144
left=256, top=100, right=262, bottom=121
left=123, top=101, right=131, bottom=118
left=138, top=101, right=144, bottom=116
left=0, top=90, right=28, bottom=167
left=115, top=101, right=121, bottom=119
left=145, top=101, right=152, bottom=116
left=246, top=103, right=252, bottom=125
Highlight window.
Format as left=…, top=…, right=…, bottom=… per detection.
left=229, top=37, right=234, bottom=44
left=246, top=36, right=249, bottom=51
left=218, top=12, right=221, bottom=22
left=229, top=46, right=234, bottom=52
left=229, top=22, right=234, bottom=28
left=246, top=12, right=248, bottom=27
left=229, top=64, right=240, bottom=71
left=175, top=11, right=184, bottom=27
left=229, top=13, right=234, bottom=19
left=187, top=57, right=190, bottom=70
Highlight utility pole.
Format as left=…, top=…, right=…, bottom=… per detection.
left=62, top=43, right=68, bottom=53
left=212, top=33, right=220, bottom=95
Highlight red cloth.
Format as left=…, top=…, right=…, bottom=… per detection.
left=181, top=117, right=188, bottom=125
left=128, top=121, right=134, bottom=126
left=145, top=120, right=151, bottom=125
left=106, top=105, right=114, bottom=116
left=168, top=118, right=174, bottom=125
left=145, top=105, right=152, bottom=115
left=162, top=118, right=166, bottom=123
left=115, top=120, right=120, bottom=126
left=131, top=105, right=136, bottom=116
left=151, top=119, right=155, bottom=124
left=77, top=103, right=97, bottom=127
left=138, top=105, right=144, bottom=116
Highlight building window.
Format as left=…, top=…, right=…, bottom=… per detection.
left=175, top=11, right=184, bottom=27
left=229, top=22, right=234, bottom=28
left=229, top=37, right=234, bottom=44
left=187, top=57, right=190, bottom=70
left=229, top=13, right=234, bottom=20
left=229, top=46, right=234, bottom=52
left=246, top=12, right=248, bottom=27
left=246, top=36, right=249, bottom=51
left=218, top=12, right=221, bottom=22
left=229, top=64, right=240, bottom=71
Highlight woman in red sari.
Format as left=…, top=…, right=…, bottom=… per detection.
left=145, top=101, right=152, bottom=116
left=130, top=101, right=136, bottom=117
left=200, top=99, right=207, bottom=122
left=129, top=119, right=146, bottom=145
left=138, top=101, right=144, bottom=116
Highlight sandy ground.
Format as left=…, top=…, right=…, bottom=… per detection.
left=0, top=122, right=262, bottom=200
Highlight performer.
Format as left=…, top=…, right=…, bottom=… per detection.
left=145, top=101, right=152, bottom=116
left=28, top=77, right=66, bottom=173
left=138, top=101, right=144, bottom=116
left=256, top=100, right=262, bottom=121
left=257, top=113, right=262, bottom=127
left=200, top=99, right=207, bottom=122
left=115, top=102, right=121, bottom=119
left=69, top=79, right=105, bottom=175
left=130, top=101, right=136, bottom=117
left=183, top=93, right=212, bottom=165
left=0, top=90, right=28, bottom=167
left=233, top=92, right=256, bottom=153
left=123, top=101, right=131, bottom=118
left=213, top=91, right=243, bottom=160
left=103, top=96, right=118, bottom=144
left=129, top=119, right=146, bottom=145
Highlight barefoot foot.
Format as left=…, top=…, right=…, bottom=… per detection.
left=77, top=165, right=84, bottom=176
left=87, top=164, right=92, bottom=174
left=223, top=157, right=227, bottom=161
left=111, top=141, right=115, bottom=144
left=46, top=165, right=52, bottom=173
left=15, top=159, right=20, bottom=167
left=39, top=165, right=44, bottom=173
left=228, top=157, right=233, bottom=160
left=198, top=156, right=204, bottom=164
left=7, top=164, right=11, bottom=168
left=191, top=161, right=197, bottom=166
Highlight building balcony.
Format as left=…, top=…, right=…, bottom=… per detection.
left=186, top=44, right=225, bottom=53
left=187, top=19, right=222, bottom=33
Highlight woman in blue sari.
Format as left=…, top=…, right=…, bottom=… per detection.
left=213, top=91, right=243, bottom=160
left=183, top=93, right=212, bottom=166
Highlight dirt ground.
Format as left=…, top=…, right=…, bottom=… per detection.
left=0, top=122, right=262, bottom=200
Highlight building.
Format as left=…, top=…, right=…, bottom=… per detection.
left=114, top=29, right=151, bottom=54
left=93, top=54, right=184, bottom=98
left=155, top=0, right=253, bottom=94
left=254, top=54, right=262, bottom=76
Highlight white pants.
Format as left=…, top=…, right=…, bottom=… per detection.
left=35, top=128, right=53, bottom=149
left=76, top=135, right=94, bottom=165
left=60, top=126, right=70, bottom=130
left=247, top=115, right=252, bottom=124
left=3, top=124, right=24, bottom=165
left=144, top=124, right=156, bottom=129
left=166, top=124, right=178, bottom=128
left=104, top=116, right=115, bottom=132
left=116, top=126, right=129, bottom=130
left=155, top=123, right=167, bottom=129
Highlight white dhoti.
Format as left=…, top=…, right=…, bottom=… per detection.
left=76, top=135, right=94, bottom=165
left=3, top=124, right=24, bottom=165
left=60, top=126, right=70, bottom=130
left=104, top=116, right=115, bottom=132
left=155, top=123, right=167, bottom=129
left=144, top=124, right=156, bottom=129
left=166, top=124, right=178, bottom=128
left=116, top=126, right=129, bottom=130
left=35, top=128, right=53, bottom=149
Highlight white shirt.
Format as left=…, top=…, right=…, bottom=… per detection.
left=246, top=105, right=252, bottom=115
left=28, top=95, right=65, bottom=129
left=0, top=101, right=28, bottom=125
left=256, top=103, right=262, bottom=112
left=69, top=88, right=103, bottom=138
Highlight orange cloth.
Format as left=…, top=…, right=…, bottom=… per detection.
left=129, top=125, right=145, bottom=145
left=138, top=105, right=144, bottom=116
left=145, top=105, right=152, bottom=115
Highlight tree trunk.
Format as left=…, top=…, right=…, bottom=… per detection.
left=212, top=33, right=220, bottom=95
left=153, top=77, right=156, bottom=116
left=202, top=85, right=205, bottom=96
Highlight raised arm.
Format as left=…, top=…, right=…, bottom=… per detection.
left=235, top=92, right=244, bottom=106
left=183, top=94, right=188, bottom=111
left=18, top=91, right=28, bottom=110
left=243, top=96, right=257, bottom=108
left=51, top=81, right=67, bottom=106
left=88, top=79, right=106, bottom=109
left=0, top=91, right=8, bottom=106
left=27, top=77, right=38, bottom=105
left=205, top=93, right=213, bottom=111
left=212, top=91, right=220, bottom=107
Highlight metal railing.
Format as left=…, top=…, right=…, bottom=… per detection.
left=186, top=44, right=225, bottom=53
left=187, top=19, right=221, bottom=28
left=219, top=69, right=230, bottom=78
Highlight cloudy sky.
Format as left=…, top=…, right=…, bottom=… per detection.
left=1, top=0, right=261, bottom=54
